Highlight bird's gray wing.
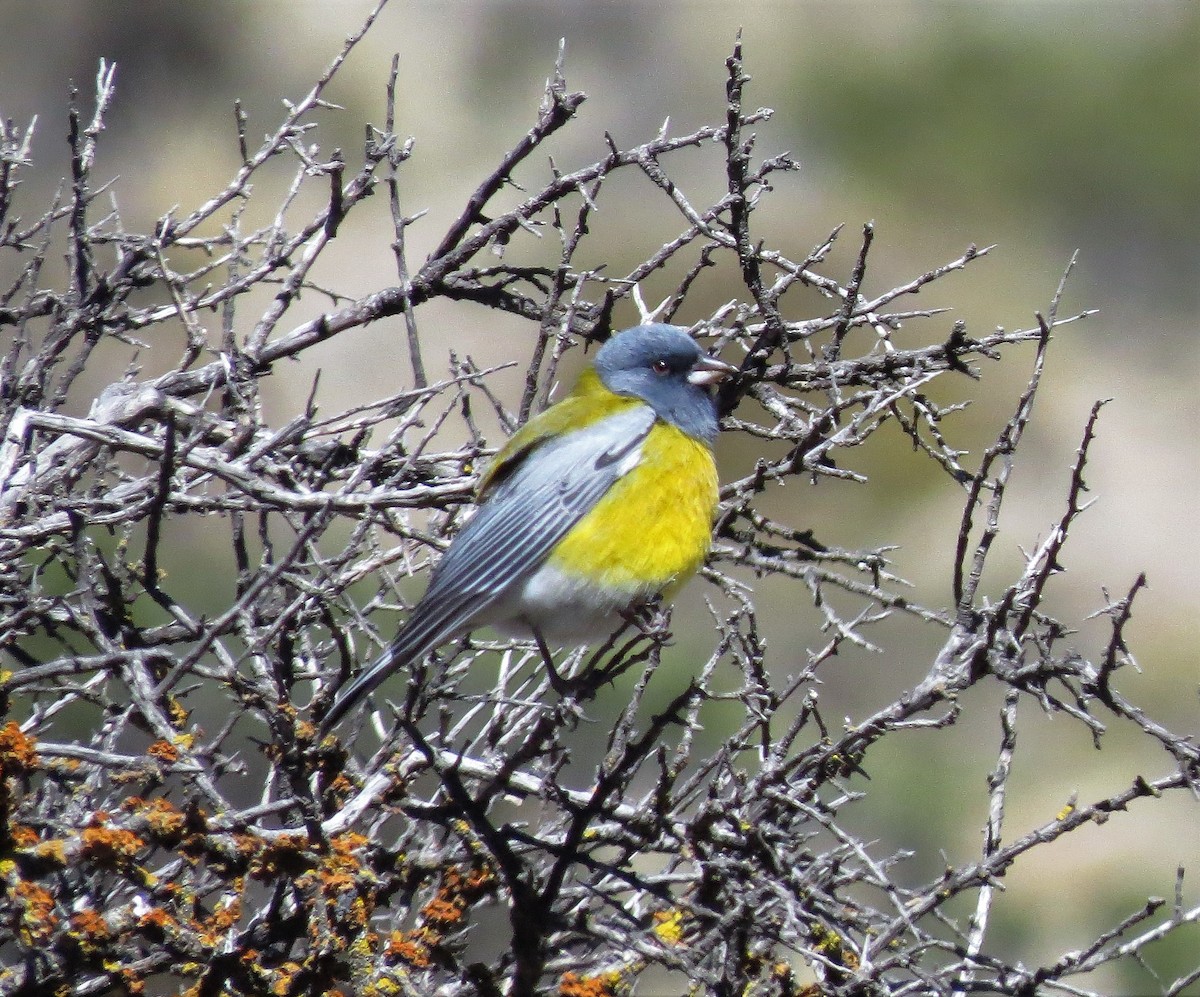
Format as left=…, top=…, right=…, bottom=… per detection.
left=426, top=404, right=656, bottom=607
left=320, top=405, right=655, bottom=732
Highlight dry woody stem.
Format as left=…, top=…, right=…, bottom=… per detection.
left=0, top=8, right=1195, bottom=997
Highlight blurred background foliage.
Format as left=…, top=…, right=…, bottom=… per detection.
left=2, top=2, right=1196, bottom=990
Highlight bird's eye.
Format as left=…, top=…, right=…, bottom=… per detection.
left=651, top=358, right=671, bottom=376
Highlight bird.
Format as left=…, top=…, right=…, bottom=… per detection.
left=319, top=323, right=736, bottom=735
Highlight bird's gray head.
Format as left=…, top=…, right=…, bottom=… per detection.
left=594, top=324, right=735, bottom=443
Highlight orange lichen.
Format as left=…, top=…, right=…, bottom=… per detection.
left=248, top=834, right=311, bottom=879
left=195, top=880, right=244, bottom=946
left=311, top=833, right=375, bottom=930
left=270, top=960, right=302, bottom=996
left=126, top=796, right=187, bottom=842
left=211, top=886, right=243, bottom=932
left=0, top=721, right=37, bottom=773
left=15, top=879, right=58, bottom=944
left=330, top=832, right=369, bottom=855
left=315, top=864, right=355, bottom=895
left=9, top=824, right=38, bottom=848
left=137, top=906, right=180, bottom=935
left=417, top=862, right=496, bottom=932
left=319, top=833, right=370, bottom=888
left=117, top=967, right=145, bottom=995
left=146, top=740, right=180, bottom=763
left=327, top=773, right=354, bottom=797
left=69, top=908, right=112, bottom=954
left=559, top=971, right=622, bottom=997
left=233, top=832, right=263, bottom=858
left=385, top=930, right=432, bottom=968
left=460, top=862, right=496, bottom=895
left=420, top=895, right=464, bottom=927
left=80, top=824, right=145, bottom=866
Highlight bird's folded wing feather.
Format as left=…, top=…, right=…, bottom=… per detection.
left=415, top=403, right=656, bottom=627
left=320, top=405, right=656, bottom=732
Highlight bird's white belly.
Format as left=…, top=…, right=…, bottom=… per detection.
left=479, top=562, right=645, bottom=644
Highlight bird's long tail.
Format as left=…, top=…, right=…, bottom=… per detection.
left=317, top=596, right=482, bottom=737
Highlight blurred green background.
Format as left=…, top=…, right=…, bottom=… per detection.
left=2, top=1, right=1196, bottom=989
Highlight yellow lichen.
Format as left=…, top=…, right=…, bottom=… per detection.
left=651, top=908, right=686, bottom=946
left=166, top=697, right=190, bottom=728
left=33, top=838, right=67, bottom=865
left=270, top=960, right=301, bottom=996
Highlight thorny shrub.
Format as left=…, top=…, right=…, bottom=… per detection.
left=0, top=7, right=1196, bottom=997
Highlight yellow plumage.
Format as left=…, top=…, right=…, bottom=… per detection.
left=547, top=421, right=717, bottom=598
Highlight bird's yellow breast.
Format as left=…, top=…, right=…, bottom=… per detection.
left=546, top=421, right=718, bottom=598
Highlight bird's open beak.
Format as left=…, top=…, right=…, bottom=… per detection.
left=687, top=354, right=739, bottom=387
